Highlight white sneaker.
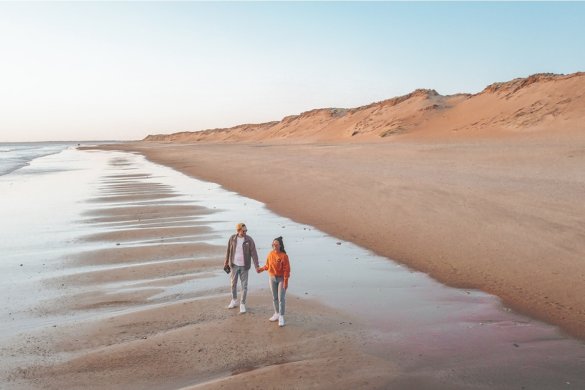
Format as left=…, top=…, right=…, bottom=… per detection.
left=239, top=303, right=246, bottom=313
left=227, top=299, right=238, bottom=309
left=278, top=315, right=285, bottom=327
left=269, top=313, right=279, bottom=322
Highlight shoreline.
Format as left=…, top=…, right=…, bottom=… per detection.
left=3, top=149, right=399, bottom=389
left=96, top=134, right=585, bottom=340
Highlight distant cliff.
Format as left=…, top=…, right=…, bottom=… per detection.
left=144, top=72, right=585, bottom=143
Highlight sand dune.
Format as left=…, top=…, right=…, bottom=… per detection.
left=144, top=72, right=585, bottom=143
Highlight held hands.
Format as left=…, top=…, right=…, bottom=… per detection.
left=256, top=266, right=264, bottom=274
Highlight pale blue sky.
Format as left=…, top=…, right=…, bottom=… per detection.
left=0, top=1, right=583, bottom=142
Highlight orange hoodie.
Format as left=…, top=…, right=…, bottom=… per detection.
left=261, top=250, right=291, bottom=281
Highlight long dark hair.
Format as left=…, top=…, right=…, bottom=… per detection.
left=274, top=236, right=286, bottom=253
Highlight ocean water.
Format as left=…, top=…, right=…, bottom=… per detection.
left=0, top=142, right=81, bottom=176
left=1, top=146, right=584, bottom=387
left=0, top=145, right=112, bottom=338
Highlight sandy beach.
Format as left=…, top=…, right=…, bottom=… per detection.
left=2, top=142, right=585, bottom=389
left=1, top=150, right=394, bottom=389
left=0, top=144, right=585, bottom=389
left=105, top=129, right=585, bottom=342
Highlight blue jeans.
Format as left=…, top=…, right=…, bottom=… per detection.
left=230, top=265, right=249, bottom=304
left=269, top=276, right=286, bottom=315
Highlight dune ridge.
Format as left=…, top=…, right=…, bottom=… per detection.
left=144, top=72, right=584, bottom=143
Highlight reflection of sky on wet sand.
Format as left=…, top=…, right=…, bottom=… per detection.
left=1, top=149, right=109, bottom=336
left=1, top=148, right=584, bottom=387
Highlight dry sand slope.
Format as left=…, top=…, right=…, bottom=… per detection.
left=129, top=72, right=585, bottom=339
left=145, top=72, right=585, bottom=143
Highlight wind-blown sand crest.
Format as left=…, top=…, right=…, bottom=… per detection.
left=144, top=72, right=585, bottom=143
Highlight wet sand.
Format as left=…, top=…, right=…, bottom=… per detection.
left=3, top=147, right=585, bottom=389
left=1, top=150, right=399, bottom=389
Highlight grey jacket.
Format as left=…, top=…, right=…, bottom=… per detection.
left=225, top=234, right=259, bottom=270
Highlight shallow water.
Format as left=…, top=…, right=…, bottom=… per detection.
left=1, top=147, right=584, bottom=388
left=0, top=142, right=80, bottom=176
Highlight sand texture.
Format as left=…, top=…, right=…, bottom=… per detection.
left=101, top=135, right=585, bottom=342
left=2, top=152, right=402, bottom=390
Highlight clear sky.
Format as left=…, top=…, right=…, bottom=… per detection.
left=1, top=1, right=584, bottom=142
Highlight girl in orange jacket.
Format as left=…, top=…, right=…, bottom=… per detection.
left=258, top=236, right=290, bottom=327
